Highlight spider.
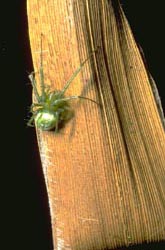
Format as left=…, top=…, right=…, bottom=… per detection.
left=28, top=36, right=98, bottom=132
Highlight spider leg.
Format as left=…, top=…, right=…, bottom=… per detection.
left=39, top=33, right=46, bottom=98
left=77, top=95, right=99, bottom=105
left=27, top=114, right=35, bottom=127
left=39, top=61, right=45, bottom=96
left=55, top=113, right=59, bottom=133
left=29, top=73, right=40, bottom=102
left=30, top=103, right=44, bottom=112
left=54, top=95, right=99, bottom=105
left=59, top=50, right=96, bottom=97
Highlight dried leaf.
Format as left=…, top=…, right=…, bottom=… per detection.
left=27, top=0, right=165, bottom=249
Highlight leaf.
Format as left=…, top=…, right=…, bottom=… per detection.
left=27, top=0, right=165, bottom=249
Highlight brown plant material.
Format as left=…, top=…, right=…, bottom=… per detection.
left=27, top=0, right=165, bottom=249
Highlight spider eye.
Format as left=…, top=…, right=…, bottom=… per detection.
left=35, top=111, right=57, bottom=131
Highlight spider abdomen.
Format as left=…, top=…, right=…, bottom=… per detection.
left=35, top=110, right=58, bottom=131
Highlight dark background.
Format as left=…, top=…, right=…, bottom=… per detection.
left=0, top=1, right=164, bottom=249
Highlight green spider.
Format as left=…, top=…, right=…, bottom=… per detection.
left=28, top=37, right=98, bottom=132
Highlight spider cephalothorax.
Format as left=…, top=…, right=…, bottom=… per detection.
left=28, top=35, right=98, bottom=132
